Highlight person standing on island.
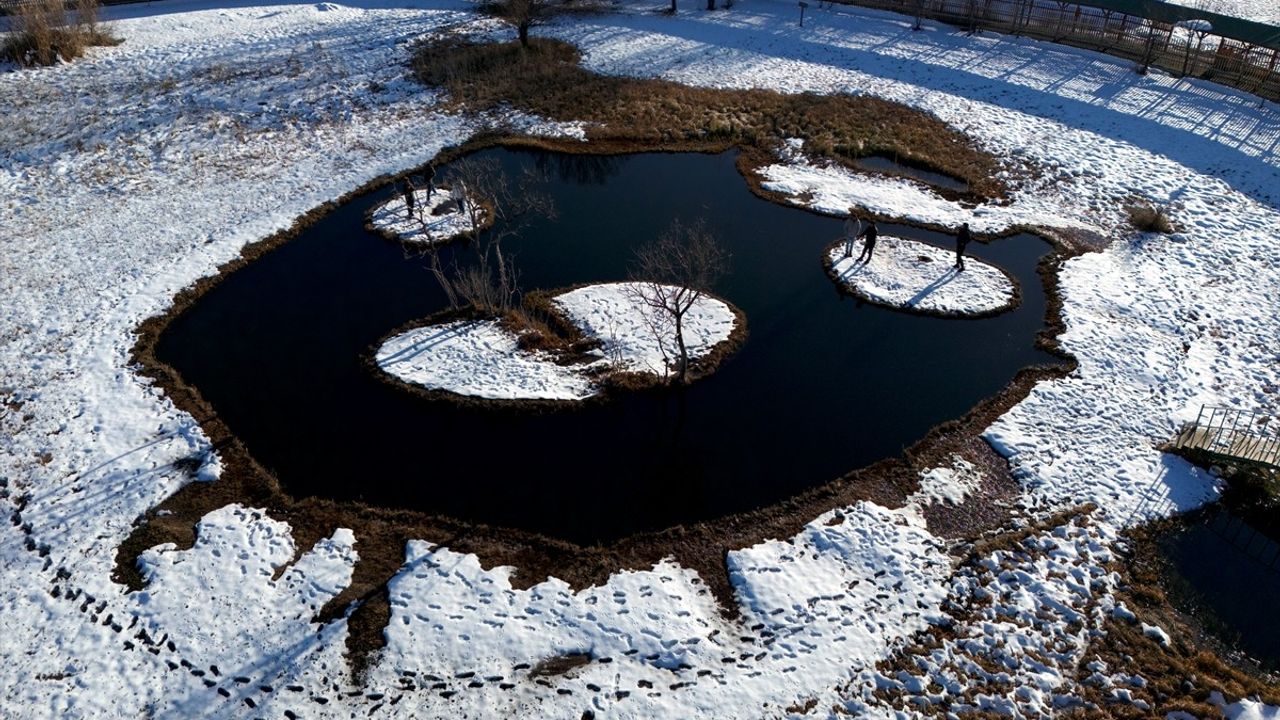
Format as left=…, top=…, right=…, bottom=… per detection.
left=955, top=222, right=971, bottom=270
left=855, top=219, right=879, bottom=264
left=423, top=162, right=436, bottom=201
left=842, top=208, right=862, bottom=257
left=402, top=176, right=417, bottom=221
left=450, top=180, right=467, bottom=215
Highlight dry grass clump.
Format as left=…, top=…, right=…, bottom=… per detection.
left=515, top=289, right=592, bottom=354
left=1126, top=201, right=1175, bottom=233
left=3, top=0, right=120, bottom=67
left=413, top=37, right=1005, bottom=198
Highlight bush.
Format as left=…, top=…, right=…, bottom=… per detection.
left=1126, top=202, right=1175, bottom=234
left=413, top=36, right=579, bottom=95
left=3, top=0, right=120, bottom=67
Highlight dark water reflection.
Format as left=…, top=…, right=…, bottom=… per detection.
left=1158, top=507, right=1280, bottom=668
left=157, top=148, right=1058, bottom=544
left=852, top=155, right=970, bottom=193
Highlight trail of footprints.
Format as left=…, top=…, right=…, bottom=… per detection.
left=9, top=491, right=744, bottom=719
left=38, top=565, right=757, bottom=717
left=12, top=481, right=926, bottom=717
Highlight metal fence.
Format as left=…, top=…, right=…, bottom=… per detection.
left=5, top=0, right=1280, bottom=101
left=830, top=0, right=1280, bottom=101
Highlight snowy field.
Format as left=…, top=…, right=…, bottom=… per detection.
left=375, top=282, right=739, bottom=400
left=2, top=0, right=1280, bottom=717
left=825, top=239, right=1018, bottom=316
left=1166, top=0, right=1280, bottom=25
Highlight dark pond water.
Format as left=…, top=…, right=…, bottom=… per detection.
left=852, top=155, right=970, bottom=193
left=157, top=148, right=1059, bottom=545
left=1158, top=507, right=1280, bottom=668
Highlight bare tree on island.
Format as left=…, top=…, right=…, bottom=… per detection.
left=628, top=219, right=729, bottom=385
left=500, top=0, right=548, bottom=48
left=418, top=156, right=554, bottom=315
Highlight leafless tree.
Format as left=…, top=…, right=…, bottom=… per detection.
left=1137, top=20, right=1171, bottom=75
left=1177, top=19, right=1214, bottom=77
left=416, top=156, right=555, bottom=315
left=628, top=219, right=728, bottom=385
left=501, top=0, right=550, bottom=48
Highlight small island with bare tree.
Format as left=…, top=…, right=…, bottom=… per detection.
left=371, top=210, right=745, bottom=405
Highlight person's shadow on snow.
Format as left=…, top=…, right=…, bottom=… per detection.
left=904, top=267, right=959, bottom=308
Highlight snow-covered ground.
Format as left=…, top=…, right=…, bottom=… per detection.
left=3, top=0, right=1280, bottom=717
left=375, top=282, right=739, bottom=400
left=552, top=282, right=739, bottom=377
left=368, top=184, right=486, bottom=244
left=1166, top=0, right=1280, bottom=25
left=826, top=239, right=1017, bottom=316
left=758, top=142, right=1083, bottom=234
left=377, top=318, right=598, bottom=400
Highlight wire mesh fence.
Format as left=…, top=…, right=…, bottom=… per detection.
left=829, top=0, right=1280, bottom=101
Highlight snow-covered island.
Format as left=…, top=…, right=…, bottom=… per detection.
left=366, top=184, right=489, bottom=245
left=825, top=237, right=1019, bottom=316
left=374, top=282, right=743, bottom=402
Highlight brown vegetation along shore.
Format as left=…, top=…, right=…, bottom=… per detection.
left=1075, top=515, right=1280, bottom=717
left=413, top=37, right=1008, bottom=201
left=3, top=0, right=120, bottom=66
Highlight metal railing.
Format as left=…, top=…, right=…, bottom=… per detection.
left=1175, top=405, right=1280, bottom=473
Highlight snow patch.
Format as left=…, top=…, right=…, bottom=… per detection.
left=1213, top=691, right=1280, bottom=720
left=1142, top=622, right=1172, bottom=648
left=916, top=455, right=984, bottom=507
left=376, top=318, right=596, bottom=401
left=828, top=239, right=1017, bottom=316
left=552, top=282, right=738, bottom=378
left=368, top=185, right=485, bottom=245
left=376, top=282, right=739, bottom=401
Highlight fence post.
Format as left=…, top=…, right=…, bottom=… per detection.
left=1014, top=0, right=1029, bottom=34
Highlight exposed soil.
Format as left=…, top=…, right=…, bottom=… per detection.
left=116, top=37, right=1082, bottom=678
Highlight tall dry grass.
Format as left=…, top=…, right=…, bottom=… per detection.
left=413, top=37, right=1006, bottom=198
left=3, top=0, right=120, bottom=67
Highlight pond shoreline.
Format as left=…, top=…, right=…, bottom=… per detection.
left=121, top=133, right=1081, bottom=676
left=1075, top=506, right=1280, bottom=711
